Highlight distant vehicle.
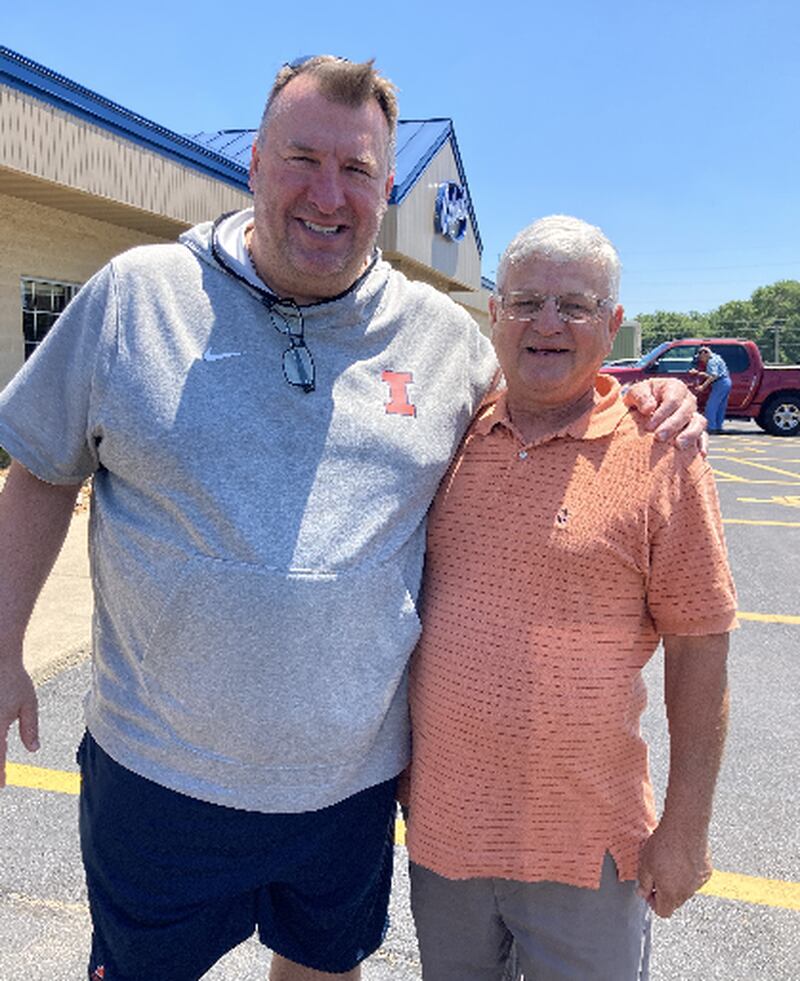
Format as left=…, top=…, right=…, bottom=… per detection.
left=601, top=338, right=800, bottom=436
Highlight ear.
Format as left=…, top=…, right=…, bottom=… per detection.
left=488, top=294, right=500, bottom=335
left=609, top=304, right=624, bottom=342
left=384, top=170, right=395, bottom=201
left=249, top=142, right=260, bottom=191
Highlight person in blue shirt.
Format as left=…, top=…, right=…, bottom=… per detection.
left=692, top=346, right=732, bottom=433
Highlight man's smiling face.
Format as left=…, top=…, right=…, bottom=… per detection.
left=249, top=74, right=394, bottom=304
left=490, top=256, right=623, bottom=413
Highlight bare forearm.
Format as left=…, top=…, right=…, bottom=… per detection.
left=661, top=633, right=730, bottom=835
left=0, top=461, right=81, bottom=656
left=637, top=633, right=729, bottom=916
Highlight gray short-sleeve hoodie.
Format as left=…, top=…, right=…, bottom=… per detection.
left=0, top=214, right=497, bottom=811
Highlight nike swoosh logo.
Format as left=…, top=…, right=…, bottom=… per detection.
left=202, top=349, right=243, bottom=362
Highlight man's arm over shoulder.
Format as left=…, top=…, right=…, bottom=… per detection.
left=0, top=462, right=81, bottom=786
left=637, top=632, right=730, bottom=917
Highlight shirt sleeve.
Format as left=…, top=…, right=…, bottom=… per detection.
left=707, top=355, right=728, bottom=379
left=0, top=262, right=119, bottom=484
left=466, top=323, right=500, bottom=415
left=645, top=453, right=738, bottom=637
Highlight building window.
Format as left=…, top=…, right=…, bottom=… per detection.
left=21, top=278, right=81, bottom=359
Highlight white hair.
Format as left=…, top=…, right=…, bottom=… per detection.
left=496, top=215, right=621, bottom=301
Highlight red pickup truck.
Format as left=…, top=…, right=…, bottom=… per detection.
left=602, top=338, right=800, bottom=436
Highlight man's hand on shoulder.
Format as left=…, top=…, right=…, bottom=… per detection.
left=0, top=658, right=39, bottom=788
left=636, top=818, right=712, bottom=918
left=624, top=377, right=707, bottom=453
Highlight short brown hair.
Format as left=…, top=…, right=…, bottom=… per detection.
left=257, top=56, right=398, bottom=162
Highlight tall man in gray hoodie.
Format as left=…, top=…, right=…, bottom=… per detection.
left=0, top=56, right=701, bottom=980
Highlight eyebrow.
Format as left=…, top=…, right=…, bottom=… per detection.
left=286, top=140, right=378, bottom=168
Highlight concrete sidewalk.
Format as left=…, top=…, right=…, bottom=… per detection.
left=23, top=509, right=92, bottom=682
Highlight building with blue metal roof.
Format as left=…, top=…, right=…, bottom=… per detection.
left=0, top=46, right=489, bottom=385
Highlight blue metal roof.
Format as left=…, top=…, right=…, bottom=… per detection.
left=188, top=130, right=256, bottom=168
left=391, top=119, right=452, bottom=202
left=0, top=46, right=249, bottom=190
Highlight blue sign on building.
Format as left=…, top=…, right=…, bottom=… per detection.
left=434, top=181, right=468, bottom=242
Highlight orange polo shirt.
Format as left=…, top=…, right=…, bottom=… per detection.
left=406, top=375, right=737, bottom=889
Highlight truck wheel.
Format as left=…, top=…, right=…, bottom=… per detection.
left=759, top=395, right=800, bottom=436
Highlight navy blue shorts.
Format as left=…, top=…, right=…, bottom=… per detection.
left=77, top=732, right=397, bottom=979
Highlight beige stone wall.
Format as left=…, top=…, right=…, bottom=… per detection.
left=0, top=191, right=170, bottom=388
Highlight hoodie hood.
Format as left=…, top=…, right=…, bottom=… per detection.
left=179, top=210, right=391, bottom=331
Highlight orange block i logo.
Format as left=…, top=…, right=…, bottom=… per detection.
left=382, top=370, right=416, bottom=417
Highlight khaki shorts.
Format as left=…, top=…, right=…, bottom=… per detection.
left=409, top=852, right=651, bottom=981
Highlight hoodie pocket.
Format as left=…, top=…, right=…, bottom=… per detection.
left=141, top=555, right=421, bottom=768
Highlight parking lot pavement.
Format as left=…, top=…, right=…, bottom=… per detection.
left=0, top=658, right=423, bottom=980
left=1, top=424, right=798, bottom=979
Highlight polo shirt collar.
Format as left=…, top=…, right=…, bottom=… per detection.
left=474, top=374, right=628, bottom=445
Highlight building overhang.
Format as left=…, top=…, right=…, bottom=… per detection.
left=0, top=164, right=191, bottom=238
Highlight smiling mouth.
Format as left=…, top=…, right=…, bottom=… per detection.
left=526, top=347, right=570, bottom=355
left=301, top=219, right=345, bottom=236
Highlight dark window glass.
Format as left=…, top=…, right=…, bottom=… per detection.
left=653, top=346, right=700, bottom=373
left=710, top=344, right=750, bottom=372
left=20, top=278, right=80, bottom=359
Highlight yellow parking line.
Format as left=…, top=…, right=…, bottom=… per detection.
left=723, top=519, right=800, bottom=527
left=699, top=870, right=800, bottom=910
left=713, top=473, right=800, bottom=485
left=5, top=762, right=80, bottom=795
left=6, top=769, right=798, bottom=911
left=737, top=611, right=800, bottom=625
left=711, top=469, right=749, bottom=482
left=737, top=495, right=800, bottom=508
left=719, top=460, right=800, bottom=479
left=728, top=458, right=800, bottom=465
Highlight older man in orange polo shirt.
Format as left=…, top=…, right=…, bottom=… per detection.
left=405, top=216, right=737, bottom=980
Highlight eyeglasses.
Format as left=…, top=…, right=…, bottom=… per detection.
left=497, top=292, right=611, bottom=324
left=266, top=299, right=315, bottom=393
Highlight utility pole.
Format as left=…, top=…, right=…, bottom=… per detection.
left=771, top=320, right=786, bottom=364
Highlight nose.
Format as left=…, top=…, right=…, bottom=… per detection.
left=532, top=298, right=563, bottom=334
left=306, top=164, right=346, bottom=214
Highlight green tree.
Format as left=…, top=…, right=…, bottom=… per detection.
left=636, top=281, right=800, bottom=364
left=751, top=281, right=800, bottom=363
left=638, top=310, right=711, bottom=355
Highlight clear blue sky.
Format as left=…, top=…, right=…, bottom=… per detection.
left=3, top=0, right=798, bottom=316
